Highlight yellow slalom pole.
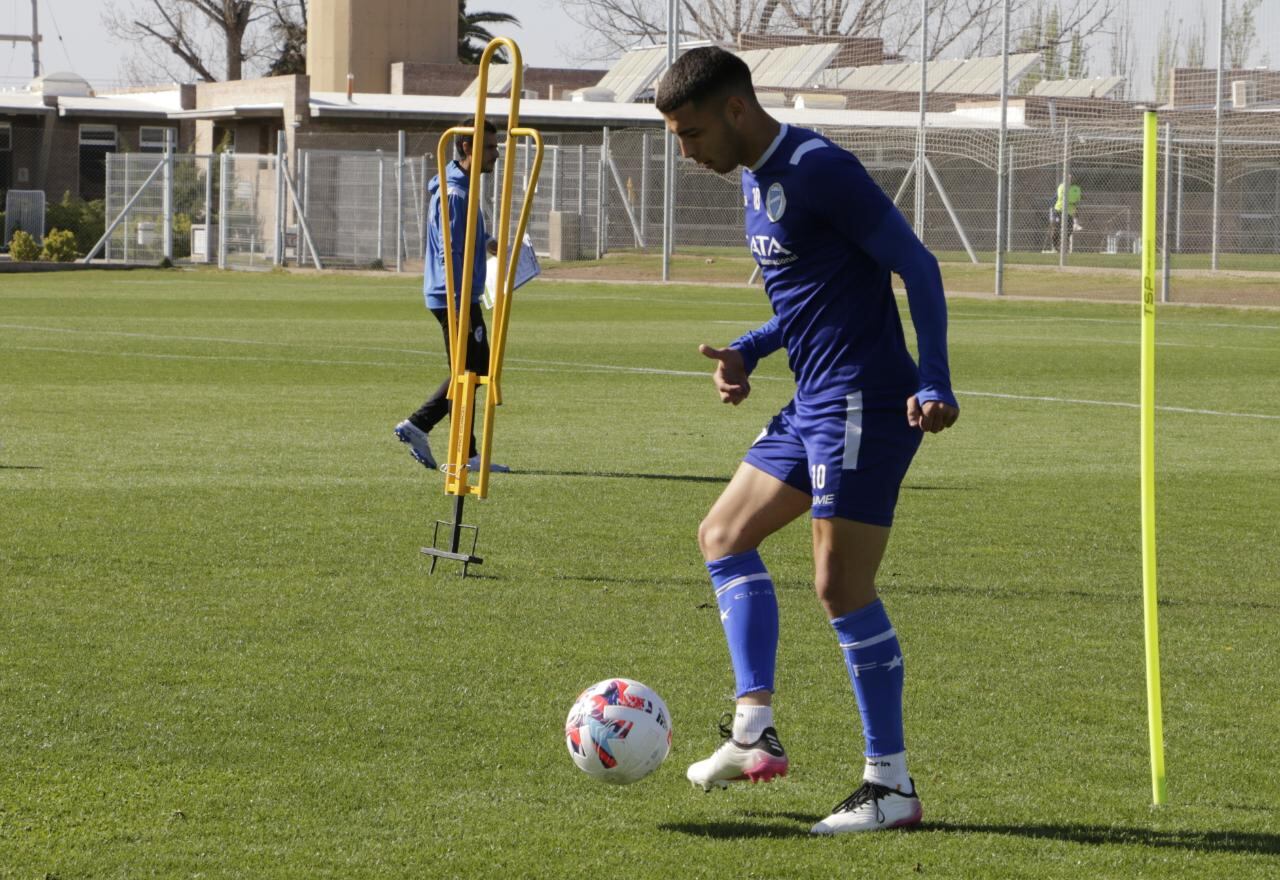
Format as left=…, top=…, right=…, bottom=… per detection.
left=1140, top=109, right=1167, bottom=806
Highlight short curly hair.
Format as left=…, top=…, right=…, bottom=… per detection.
left=455, top=116, right=500, bottom=159
left=654, top=47, right=755, bottom=114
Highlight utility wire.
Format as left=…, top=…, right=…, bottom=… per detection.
left=41, top=0, right=74, bottom=72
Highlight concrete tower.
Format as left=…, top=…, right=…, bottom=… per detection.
left=307, top=0, right=458, bottom=93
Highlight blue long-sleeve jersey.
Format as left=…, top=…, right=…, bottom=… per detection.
left=424, top=160, right=486, bottom=310
left=732, top=125, right=957, bottom=411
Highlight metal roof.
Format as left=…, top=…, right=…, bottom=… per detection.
left=748, top=43, right=842, bottom=89
left=828, top=53, right=1041, bottom=95
left=592, top=45, right=670, bottom=103
left=306, top=91, right=1030, bottom=131
left=461, top=63, right=519, bottom=98
left=0, top=91, right=53, bottom=114
left=1031, top=76, right=1127, bottom=99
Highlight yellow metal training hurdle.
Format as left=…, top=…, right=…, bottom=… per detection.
left=423, top=36, right=543, bottom=576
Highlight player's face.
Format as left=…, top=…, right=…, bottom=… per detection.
left=463, top=133, right=501, bottom=173
left=663, top=96, right=748, bottom=174
left=475, top=134, right=500, bottom=173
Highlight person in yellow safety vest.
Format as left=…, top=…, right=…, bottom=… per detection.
left=1048, top=182, right=1082, bottom=252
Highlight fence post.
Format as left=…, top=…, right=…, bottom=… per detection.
left=104, top=156, right=113, bottom=260
left=1058, top=118, right=1071, bottom=268
left=302, top=152, right=312, bottom=265
left=914, top=0, right=928, bottom=239
left=993, top=0, right=1010, bottom=293
left=218, top=151, right=229, bottom=269
left=204, top=153, right=214, bottom=262
left=123, top=158, right=130, bottom=263
left=1175, top=149, right=1184, bottom=253
left=550, top=145, right=559, bottom=211
left=376, top=149, right=385, bottom=266
left=1007, top=150, right=1015, bottom=254
left=275, top=133, right=286, bottom=266
left=1211, top=0, right=1226, bottom=271
left=1161, top=123, right=1173, bottom=303
left=397, top=131, right=406, bottom=273
left=163, top=130, right=174, bottom=262
left=576, top=144, right=585, bottom=215
left=597, top=129, right=609, bottom=259
left=640, top=130, right=649, bottom=248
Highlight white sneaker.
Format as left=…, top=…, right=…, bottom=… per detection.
left=687, top=721, right=788, bottom=791
left=810, top=779, right=922, bottom=834
left=394, top=420, right=437, bottom=470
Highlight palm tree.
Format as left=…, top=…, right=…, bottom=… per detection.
left=458, top=1, right=520, bottom=64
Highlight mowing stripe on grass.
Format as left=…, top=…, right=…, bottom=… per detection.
left=9, top=342, right=1278, bottom=421
left=960, top=389, right=1280, bottom=421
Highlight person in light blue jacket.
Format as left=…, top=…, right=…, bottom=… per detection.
left=395, top=117, right=509, bottom=473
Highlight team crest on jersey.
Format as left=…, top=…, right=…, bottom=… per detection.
left=766, top=183, right=787, bottom=222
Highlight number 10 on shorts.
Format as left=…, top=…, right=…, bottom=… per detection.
left=810, top=464, right=827, bottom=489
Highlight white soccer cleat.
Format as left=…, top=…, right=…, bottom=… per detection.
left=686, top=723, right=789, bottom=791
left=810, top=779, right=922, bottom=834
left=394, top=420, right=437, bottom=470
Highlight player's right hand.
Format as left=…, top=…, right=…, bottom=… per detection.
left=699, top=344, right=750, bottom=405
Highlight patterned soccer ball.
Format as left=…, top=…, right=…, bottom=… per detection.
left=565, top=678, right=672, bottom=784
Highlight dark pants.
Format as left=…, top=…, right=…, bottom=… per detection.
left=1049, top=210, right=1072, bottom=251
left=409, top=302, right=490, bottom=458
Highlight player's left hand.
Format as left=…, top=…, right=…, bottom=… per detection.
left=907, top=396, right=959, bottom=433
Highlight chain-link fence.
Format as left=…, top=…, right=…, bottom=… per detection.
left=103, top=153, right=216, bottom=264
left=69, top=112, right=1279, bottom=307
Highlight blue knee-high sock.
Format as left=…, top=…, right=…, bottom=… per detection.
left=831, top=599, right=905, bottom=757
left=706, top=550, right=779, bottom=698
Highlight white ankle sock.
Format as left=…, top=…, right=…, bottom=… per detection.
left=733, top=704, right=773, bottom=743
left=864, top=751, right=911, bottom=792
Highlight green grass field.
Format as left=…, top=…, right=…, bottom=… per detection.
left=2, top=269, right=1278, bottom=877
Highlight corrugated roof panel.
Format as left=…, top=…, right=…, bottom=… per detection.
left=750, top=43, right=840, bottom=89
left=924, top=59, right=968, bottom=91
left=1004, top=54, right=1043, bottom=91
left=462, top=63, right=517, bottom=97
left=939, top=57, right=988, bottom=93
left=595, top=46, right=670, bottom=103
left=1031, top=76, right=1127, bottom=98
left=739, top=48, right=772, bottom=75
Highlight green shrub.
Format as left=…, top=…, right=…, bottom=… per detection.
left=39, top=228, right=79, bottom=262
left=9, top=229, right=40, bottom=261
left=172, top=212, right=192, bottom=259
left=46, top=193, right=105, bottom=256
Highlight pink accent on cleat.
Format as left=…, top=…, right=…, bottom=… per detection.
left=742, top=756, right=790, bottom=783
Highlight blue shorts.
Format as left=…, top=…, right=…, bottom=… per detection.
left=742, top=392, right=922, bottom=526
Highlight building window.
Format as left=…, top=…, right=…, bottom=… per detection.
left=79, top=125, right=117, bottom=200
left=140, top=126, right=177, bottom=153
left=0, top=122, right=11, bottom=152
left=212, top=124, right=236, bottom=154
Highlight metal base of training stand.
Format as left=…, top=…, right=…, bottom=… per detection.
left=422, top=495, right=483, bottom=577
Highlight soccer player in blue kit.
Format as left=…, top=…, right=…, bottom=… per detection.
left=656, top=47, right=960, bottom=834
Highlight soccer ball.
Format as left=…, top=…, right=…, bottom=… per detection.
left=565, top=678, right=672, bottom=785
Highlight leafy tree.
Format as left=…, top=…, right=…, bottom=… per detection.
left=1224, top=0, right=1263, bottom=69
left=267, top=0, right=308, bottom=76
left=1067, top=29, right=1087, bottom=78
left=104, top=0, right=308, bottom=83
left=1152, top=8, right=1179, bottom=103
left=458, top=1, right=520, bottom=64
